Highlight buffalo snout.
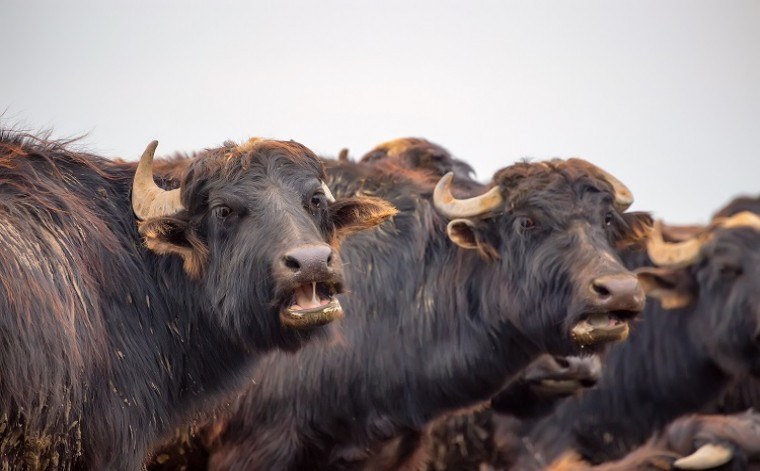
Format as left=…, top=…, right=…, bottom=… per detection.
left=589, top=273, right=646, bottom=314
left=276, top=243, right=344, bottom=330
left=281, top=243, right=336, bottom=281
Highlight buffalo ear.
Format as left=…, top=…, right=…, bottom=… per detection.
left=138, top=216, right=208, bottom=279
left=635, top=266, right=694, bottom=310
left=447, top=219, right=499, bottom=260
left=447, top=219, right=478, bottom=249
left=330, top=196, right=398, bottom=237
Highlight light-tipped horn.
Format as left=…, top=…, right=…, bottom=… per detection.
left=132, top=141, right=184, bottom=220
left=568, top=158, right=634, bottom=212
left=321, top=181, right=335, bottom=203
left=714, top=211, right=760, bottom=232
left=647, top=211, right=760, bottom=269
left=433, top=172, right=503, bottom=219
left=646, top=220, right=709, bottom=269
left=673, top=443, right=733, bottom=469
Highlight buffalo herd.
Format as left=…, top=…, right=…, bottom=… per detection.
left=0, top=131, right=757, bottom=470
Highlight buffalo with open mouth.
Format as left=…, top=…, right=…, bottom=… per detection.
left=0, top=132, right=396, bottom=469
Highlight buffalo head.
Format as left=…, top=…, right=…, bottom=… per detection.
left=637, top=211, right=760, bottom=376
left=132, top=138, right=397, bottom=351
left=433, top=158, right=651, bottom=354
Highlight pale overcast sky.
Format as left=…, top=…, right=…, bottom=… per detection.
left=3, top=0, right=758, bottom=223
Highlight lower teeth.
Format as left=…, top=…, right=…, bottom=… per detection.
left=587, top=314, right=608, bottom=327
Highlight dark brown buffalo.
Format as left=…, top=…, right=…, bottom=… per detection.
left=0, top=132, right=394, bottom=469
left=359, top=139, right=606, bottom=469
left=510, top=208, right=760, bottom=469
left=421, top=196, right=760, bottom=471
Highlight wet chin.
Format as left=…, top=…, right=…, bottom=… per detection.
left=543, top=329, right=602, bottom=357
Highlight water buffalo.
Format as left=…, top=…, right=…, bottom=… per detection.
left=513, top=210, right=760, bottom=468
left=159, top=146, right=651, bottom=471
left=0, top=132, right=394, bottom=469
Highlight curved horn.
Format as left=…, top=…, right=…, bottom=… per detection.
left=647, top=220, right=709, bottom=269
left=132, top=141, right=183, bottom=220
left=569, top=158, right=634, bottom=211
left=433, top=172, right=503, bottom=219
left=714, top=211, right=760, bottom=231
left=646, top=211, right=760, bottom=269
left=673, top=443, right=733, bottom=469
left=321, top=181, right=336, bottom=203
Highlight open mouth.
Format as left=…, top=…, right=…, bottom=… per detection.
left=571, top=311, right=636, bottom=346
left=280, top=282, right=343, bottom=329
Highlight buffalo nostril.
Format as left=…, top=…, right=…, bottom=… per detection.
left=591, top=281, right=612, bottom=298
left=590, top=274, right=645, bottom=311
left=326, top=252, right=333, bottom=265
left=553, top=356, right=570, bottom=368
left=283, top=256, right=301, bottom=272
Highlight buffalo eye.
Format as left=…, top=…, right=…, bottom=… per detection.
left=520, top=217, right=535, bottom=230
left=604, top=212, right=614, bottom=226
left=718, top=262, right=743, bottom=278
left=311, top=192, right=327, bottom=211
left=213, top=205, right=232, bottom=220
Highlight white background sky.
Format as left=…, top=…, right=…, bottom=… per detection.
left=3, top=0, right=758, bottom=223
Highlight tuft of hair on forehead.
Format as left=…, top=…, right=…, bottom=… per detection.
left=492, top=158, right=618, bottom=205
left=223, top=137, right=266, bottom=160
left=175, top=138, right=327, bottom=210
left=213, top=137, right=326, bottom=176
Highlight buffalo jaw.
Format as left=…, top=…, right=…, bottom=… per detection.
left=570, top=312, right=630, bottom=347
left=280, top=299, right=344, bottom=329
left=279, top=280, right=344, bottom=329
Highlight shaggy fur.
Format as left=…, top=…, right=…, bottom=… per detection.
left=359, top=137, right=476, bottom=181
left=0, top=131, right=393, bottom=469
left=513, top=220, right=760, bottom=468
left=151, top=147, right=651, bottom=471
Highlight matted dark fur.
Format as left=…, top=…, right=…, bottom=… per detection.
left=512, top=219, right=760, bottom=468
left=149, top=151, right=652, bottom=470
left=0, top=131, right=393, bottom=469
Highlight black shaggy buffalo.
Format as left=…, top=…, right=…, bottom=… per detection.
left=513, top=209, right=760, bottom=469
left=162, top=147, right=652, bottom=471
left=0, top=132, right=394, bottom=469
